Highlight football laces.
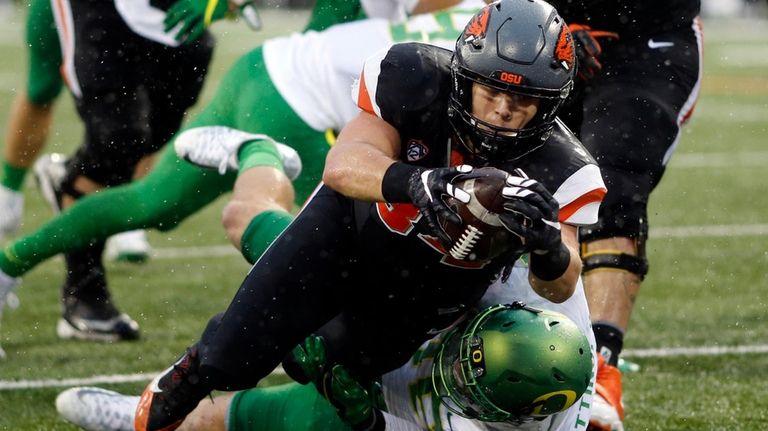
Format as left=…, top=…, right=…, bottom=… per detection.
left=449, top=225, right=483, bottom=260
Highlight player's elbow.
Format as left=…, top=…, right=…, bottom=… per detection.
left=323, top=147, right=355, bottom=192
left=551, top=282, right=577, bottom=303
left=322, top=160, right=348, bottom=192
left=528, top=265, right=578, bottom=303
left=530, top=279, right=576, bottom=303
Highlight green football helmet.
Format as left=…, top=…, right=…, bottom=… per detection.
left=432, top=302, right=592, bottom=422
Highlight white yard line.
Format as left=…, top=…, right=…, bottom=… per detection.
left=0, top=372, right=158, bottom=390
left=0, top=366, right=285, bottom=391
left=652, top=223, right=768, bottom=238
left=623, top=344, right=768, bottom=358
left=4, top=344, right=768, bottom=390
left=152, top=245, right=239, bottom=259
left=670, top=151, right=768, bottom=168
left=150, top=222, right=768, bottom=261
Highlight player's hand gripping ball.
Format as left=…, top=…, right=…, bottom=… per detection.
left=441, top=167, right=524, bottom=262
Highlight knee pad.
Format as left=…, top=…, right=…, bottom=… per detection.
left=578, top=166, right=651, bottom=279
left=580, top=245, right=649, bottom=280
left=579, top=222, right=649, bottom=280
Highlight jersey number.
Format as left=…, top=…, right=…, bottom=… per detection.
left=376, top=203, right=486, bottom=269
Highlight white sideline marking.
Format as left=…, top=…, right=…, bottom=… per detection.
left=3, top=345, right=768, bottom=391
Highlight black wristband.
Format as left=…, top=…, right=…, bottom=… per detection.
left=530, top=242, right=571, bottom=281
left=381, top=162, right=421, bottom=203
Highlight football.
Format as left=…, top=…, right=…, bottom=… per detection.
left=442, top=167, right=521, bottom=262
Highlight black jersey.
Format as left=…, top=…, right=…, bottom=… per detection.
left=548, top=0, right=701, bottom=36
left=195, top=44, right=606, bottom=389
left=354, top=43, right=606, bottom=269
left=356, top=43, right=456, bottom=168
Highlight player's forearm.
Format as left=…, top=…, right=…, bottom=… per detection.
left=528, top=243, right=580, bottom=303
left=528, top=226, right=581, bottom=303
left=324, top=112, right=402, bottom=202
left=4, top=93, right=54, bottom=167
left=323, top=140, right=397, bottom=202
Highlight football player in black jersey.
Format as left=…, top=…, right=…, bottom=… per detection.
left=134, top=2, right=606, bottom=431
left=546, top=2, right=703, bottom=429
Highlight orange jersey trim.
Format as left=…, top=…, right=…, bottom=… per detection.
left=356, top=73, right=375, bottom=115
left=559, top=187, right=606, bottom=222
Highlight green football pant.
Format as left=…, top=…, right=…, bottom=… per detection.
left=228, top=383, right=350, bottom=431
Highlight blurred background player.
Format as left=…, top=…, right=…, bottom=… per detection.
left=56, top=265, right=597, bottom=431
left=31, top=0, right=222, bottom=342
left=544, top=1, right=703, bottom=429
left=26, top=0, right=263, bottom=342
left=0, top=0, right=457, bottom=348
left=0, top=0, right=168, bottom=262
left=0, top=0, right=487, bottom=357
left=0, top=0, right=61, bottom=244
left=132, top=2, right=605, bottom=430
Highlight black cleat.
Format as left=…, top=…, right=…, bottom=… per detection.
left=135, top=346, right=209, bottom=431
left=57, top=294, right=140, bottom=342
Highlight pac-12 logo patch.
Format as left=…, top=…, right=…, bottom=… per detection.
left=406, top=139, right=429, bottom=161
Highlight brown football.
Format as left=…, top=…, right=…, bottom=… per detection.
left=442, top=167, right=521, bottom=262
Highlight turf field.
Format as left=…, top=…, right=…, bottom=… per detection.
left=0, top=5, right=767, bottom=430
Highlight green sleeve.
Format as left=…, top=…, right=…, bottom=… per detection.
left=25, top=0, right=63, bottom=104
left=303, top=0, right=364, bottom=32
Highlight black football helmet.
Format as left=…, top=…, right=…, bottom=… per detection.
left=449, top=0, right=576, bottom=162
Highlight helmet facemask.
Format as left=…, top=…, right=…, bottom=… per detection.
left=432, top=303, right=535, bottom=422
left=449, top=68, right=571, bottom=164
left=433, top=327, right=533, bottom=423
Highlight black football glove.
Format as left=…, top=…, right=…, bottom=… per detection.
left=568, top=24, right=619, bottom=82
left=499, top=175, right=562, bottom=253
left=406, top=165, right=472, bottom=246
